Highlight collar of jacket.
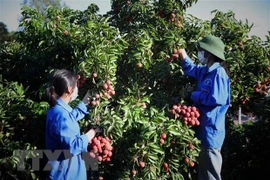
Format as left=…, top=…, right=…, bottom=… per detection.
left=56, top=98, right=72, bottom=112
left=207, top=62, right=221, bottom=73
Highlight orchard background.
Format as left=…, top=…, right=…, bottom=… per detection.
left=0, top=0, right=270, bottom=179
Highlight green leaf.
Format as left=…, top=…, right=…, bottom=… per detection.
left=31, top=173, right=36, bottom=179
left=167, top=125, right=182, bottom=136
left=38, top=40, right=44, bottom=47
left=148, top=154, right=159, bottom=162
left=148, top=143, right=164, bottom=155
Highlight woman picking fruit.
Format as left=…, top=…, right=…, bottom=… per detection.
left=44, top=69, right=96, bottom=180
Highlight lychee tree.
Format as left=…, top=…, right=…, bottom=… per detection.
left=1, top=4, right=127, bottom=99
left=0, top=4, right=127, bottom=180
left=101, top=0, right=269, bottom=179
left=0, top=80, right=48, bottom=180
left=94, top=0, right=203, bottom=179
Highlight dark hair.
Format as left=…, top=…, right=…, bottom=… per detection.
left=204, top=50, right=230, bottom=76
left=45, top=69, right=77, bottom=107
left=215, top=58, right=230, bottom=76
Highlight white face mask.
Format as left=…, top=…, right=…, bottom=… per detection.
left=71, top=86, right=78, bottom=101
left=198, top=51, right=208, bottom=65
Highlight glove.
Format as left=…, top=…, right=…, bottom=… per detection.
left=86, top=129, right=95, bottom=142
left=82, top=90, right=91, bottom=105
left=91, top=125, right=104, bottom=136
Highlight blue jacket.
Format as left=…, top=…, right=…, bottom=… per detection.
left=181, top=57, right=230, bottom=149
left=46, top=99, right=89, bottom=180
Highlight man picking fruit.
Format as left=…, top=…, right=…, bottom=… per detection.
left=178, top=35, right=230, bottom=180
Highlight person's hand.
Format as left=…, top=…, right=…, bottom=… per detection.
left=86, top=129, right=96, bottom=142
left=82, top=90, right=91, bottom=105
left=178, top=49, right=188, bottom=61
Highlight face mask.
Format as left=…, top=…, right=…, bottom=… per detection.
left=198, top=51, right=208, bottom=65
left=71, top=86, right=78, bottom=101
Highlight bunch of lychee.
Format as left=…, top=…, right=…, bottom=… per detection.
left=169, top=13, right=183, bottom=28
left=159, top=132, right=167, bottom=145
left=254, top=78, right=270, bottom=96
left=86, top=79, right=116, bottom=106
left=88, top=136, right=113, bottom=162
left=76, top=75, right=86, bottom=88
left=89, top=93, right=101, bottom=106
left=76, top=75, right=116, bottom=101
left=101, top=80, right=115, bottom=100
left=169, top=104, right=200, bottom=126
left=184, top=157, right=195, bottom=167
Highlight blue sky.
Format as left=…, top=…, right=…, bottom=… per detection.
left=0, top=0, right=269, bottom=40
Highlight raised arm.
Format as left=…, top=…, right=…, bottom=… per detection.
left=178, top=49, right=204, bottom=80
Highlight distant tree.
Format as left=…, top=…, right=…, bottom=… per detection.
left=7, top=31, right=16, bottom=42
left=21, top=0, right=66, bottom=18
left=0, top=22, right=8, bottom=43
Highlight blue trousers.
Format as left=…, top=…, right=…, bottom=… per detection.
left=198, top=147, right=222, bottom=180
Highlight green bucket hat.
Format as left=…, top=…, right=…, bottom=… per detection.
left=197, top=35, right=226, bottom=61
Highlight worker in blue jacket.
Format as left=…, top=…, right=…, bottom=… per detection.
left=44, top=69, right=96, bottom=180
left=178, top=35, right=230, bottom=180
